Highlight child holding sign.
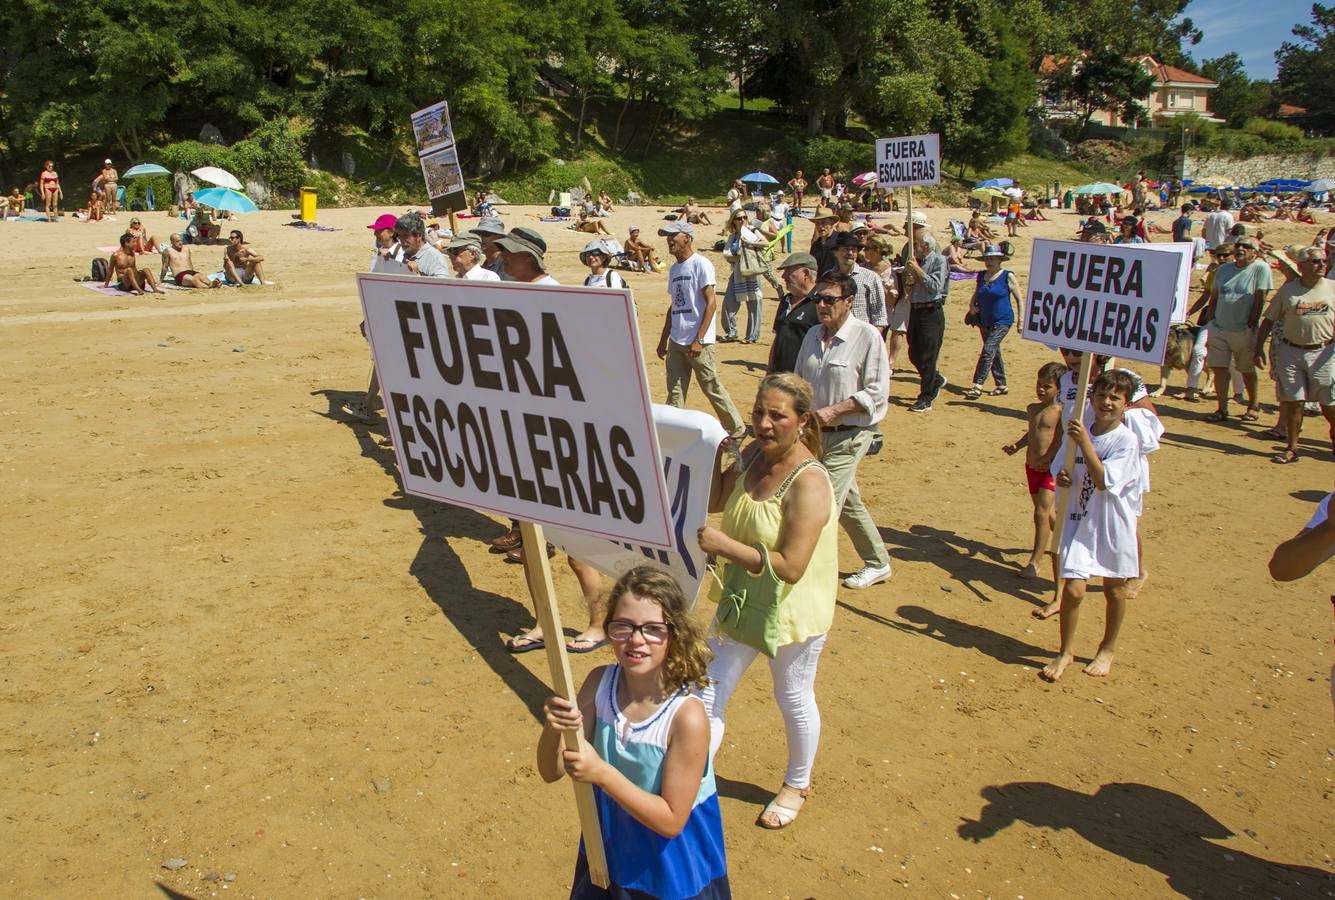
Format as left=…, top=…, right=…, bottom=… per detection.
left=538, top=566, right=730, bottom=900
left=1040, top=370, right=1144, bottom=682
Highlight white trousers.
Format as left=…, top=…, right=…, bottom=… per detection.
left=701, top=632, right=827, bottom=789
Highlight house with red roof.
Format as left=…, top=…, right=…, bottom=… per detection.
left=1037, top=55, right=1224, bottom=127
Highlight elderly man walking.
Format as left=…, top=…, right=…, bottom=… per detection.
left=831, top=231, right=888, bottom=328
left=446, top=234, right=500, bottom=280
left=796, top=271, right=892, bottom=589
left=655, top=222, right=747, bottom=444
left=902, top=213, right=950, bottom=412
left=1204, top=236, right=1272, bottom=423
left=1254, top=246, right=1335, bottom=462
left=768, top=252, right=822, bottom=374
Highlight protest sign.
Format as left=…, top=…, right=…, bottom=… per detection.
left=547, top=405, right=726, bottom=603
left=357, top=274, right=675, bottom=550
left=410, top=100, right=466, bottom=216
left=1134, top=241, right=1193, bottom=323
left=875, top=134, right=941, bottom=188
left=1022, top=238, right=1185, bottom=366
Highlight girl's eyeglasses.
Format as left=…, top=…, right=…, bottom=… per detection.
left=606, top=620, right=672, bottom=644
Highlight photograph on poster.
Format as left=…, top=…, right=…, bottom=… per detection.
left=411, top=102, right=454, bottom=155
left=420, top=146, right=464, bottom=198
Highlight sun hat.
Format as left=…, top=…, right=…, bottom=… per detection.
left=909, top=211, right=929, bottom=227
left=469, top=217, right=507, bottom=237
left=811, top=207, right=836, bottom=221
left=658, top=221, right=694, bottom=237
left=831, top=230, right=861, bottom=248
left=367, top=213, right=398, bottom=231
left=446, top=234, right=482, bottom=251
left=777, top=252, right=818, bottom=271
left=980, top=244, right=1008, bottom=259
left=850, top=220, right=871, bottom=233
left=580, top=239, right=612, bottom=259
left=104, top=158, right=113, bottom=165
left=494, top=227, right=547, bottom=266
left=628, top=225, right=641, bottom=233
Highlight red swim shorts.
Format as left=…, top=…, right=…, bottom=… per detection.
left=1025, top=463, right=1055, bottom=495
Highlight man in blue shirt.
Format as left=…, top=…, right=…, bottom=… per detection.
left=1171, top=204, right=1193, bottom=243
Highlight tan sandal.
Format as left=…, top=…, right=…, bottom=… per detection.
left=757, top=785, right=808, bottom=830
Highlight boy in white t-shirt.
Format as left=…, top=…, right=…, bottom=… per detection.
left=1041, top=370, right=1144, bottom=682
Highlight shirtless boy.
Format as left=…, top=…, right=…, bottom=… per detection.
left=624, top=226, right=660, bottom=272
left=161, top=233, right=221, bottom=288
left=224, top=230, right=266, bottom=285
left=1003, top=362, right=1066, bottom=589
left=3, top=187, right=24, bottom=219
left=105, top=233, right=166, bottom=294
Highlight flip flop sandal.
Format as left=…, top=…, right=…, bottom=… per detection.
left=757, top=787, right=808, bottom=830
left=1271, top=449, right=1301, bottom=464
left=504, top=635, right=545, bottom=654
left=1204, top=410, right=1230, bottom=423
left=1258, top=426, right=1287, bottom=440
left=1239, top=409, right=1261, bottom=422
left=566, top=638, right=609, bottom=654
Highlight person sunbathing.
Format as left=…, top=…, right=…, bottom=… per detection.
left=573, top=211, right=611, bottom=236
left=679, top=197, right=711, bottom=226
left=969, top=211, right=996, bottom=241
left=126, top=217, right=160, bottom=254
left=105, top=233, right=165, bottom=294
left=84, top=190, right=104, bottom=222
left=943, top=237, right=975, bottom=272
left=223, top=229, right=266, bottom=285
left=3, top=187, right=24, bottom=219
left=1022, top=205, right=1050, bottom=221
left=161, top=233, right=221, bottom=289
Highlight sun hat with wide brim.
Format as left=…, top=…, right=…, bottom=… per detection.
left=980, top=244, right=1009, bottom=260
left=494, top=227, right=547, bottom=265
left=811, top=207, right=837, bottom=221
left=580, top=239, right=613, bottom=259
left=446, top=234, right=482, bottom=251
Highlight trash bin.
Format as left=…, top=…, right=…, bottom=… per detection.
left=300, top=187, right=318, bottom=222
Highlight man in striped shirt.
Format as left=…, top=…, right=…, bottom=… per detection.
left=831, top=231, right=887, bottom=329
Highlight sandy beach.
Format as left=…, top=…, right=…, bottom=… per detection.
left=1, top=202, right=1331, bottom=898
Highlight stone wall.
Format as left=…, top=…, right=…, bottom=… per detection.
left=1181, top=151, right=1335, bottom=184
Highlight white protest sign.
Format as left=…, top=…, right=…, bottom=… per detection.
left=875, top=134, right=941, bottom=188
left=1022, top=239, right=1185, bottom=365
left=357, top=274, right=675, bottom=549
left=1133, top=241, right=1193, bottom=323
left=548, top=405, right=725, bottom=603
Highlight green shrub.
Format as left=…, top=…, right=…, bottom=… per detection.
left=782, top=136, right=875, bottom=178
left=1242, top=118, right=1304, bottom=144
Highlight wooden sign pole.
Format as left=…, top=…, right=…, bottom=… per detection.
left=519, top=520, right=611, bottom=889
left=447, top=208, right=459, bottom=237
left=1048, top=352, right=1095, bottom=601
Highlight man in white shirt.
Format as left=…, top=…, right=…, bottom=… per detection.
left=494, top=227, right=558, bottom=285
left=655, top=221, right=746, bottom=443
left=446, top=235, right=500, bottom=280
left=395, top=212, right=449, bottom=277
left=795, top=271, right=892, bottom=589
left=1203, top=199, right=1235, bottom=250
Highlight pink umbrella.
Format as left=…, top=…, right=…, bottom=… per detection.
left=852, top=171, right=877, bottom=187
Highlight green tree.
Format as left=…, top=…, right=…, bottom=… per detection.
left=951, top=23, right=1036, bottom=176
left=1048, top=48, right=1155, bottom=132
left=1276, top=3, right=1335, bottom=132
left=1200, top=52, right=1276, bottom=125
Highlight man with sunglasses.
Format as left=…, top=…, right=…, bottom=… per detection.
left=795, top=272, right=892, bottom=589
left=445, top=234, right=499, bottom=281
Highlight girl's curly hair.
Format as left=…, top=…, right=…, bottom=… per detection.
left=604, top=566, right=712, bottom=692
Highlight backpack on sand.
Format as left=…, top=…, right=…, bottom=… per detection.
left=91, top=258, right=109, bottom=282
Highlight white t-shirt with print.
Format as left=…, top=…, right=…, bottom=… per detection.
left=1050, top=422, right=1143, bottom=579
left=667, top=252, right=718, bottom=346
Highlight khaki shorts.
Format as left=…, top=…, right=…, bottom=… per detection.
left=1274, top=339, right=1335, bottom=405
left=1206, top=325, right=1256, bottom=374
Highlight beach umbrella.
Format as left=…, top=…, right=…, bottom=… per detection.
left=193, top=186, right=258, bottom=213
left=975, top=177, right=1013, bottom=189
left=970, top=187, right=1007, bottom=200
left=851, top=172, right=877, bottom=187
left=1073, top=182, right=1124, bottom=195
left=191, top=166, right=243, bottom=190
left=123, top=163, right=171, bottom=179
left=1304, top=179, right=1335, bottom=193
left=739, top=172, right=779, bottom=185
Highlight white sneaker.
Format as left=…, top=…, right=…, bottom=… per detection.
left=842, top=563, right=892, bottom=589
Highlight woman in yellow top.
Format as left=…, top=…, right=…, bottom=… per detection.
left=697, top=372, right=838, bottom=831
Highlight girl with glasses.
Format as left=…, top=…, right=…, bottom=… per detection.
left=539, top=566, right=729, bottom=899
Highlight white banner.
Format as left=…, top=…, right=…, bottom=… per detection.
left=1022, top=239, right=1185, bottom=365
left=875, top=134, right=941, bottom=188
left=357, top=273, right=675, bottom=549
left=1133, top=241, right=1194, bottom=323
left=548, top=405, right=726, bottom=603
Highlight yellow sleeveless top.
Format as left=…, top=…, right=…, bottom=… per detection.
left=709, top=454, right=839, bottom=645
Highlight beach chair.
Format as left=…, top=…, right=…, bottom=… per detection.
left=950, top=220, right=983, bottom=257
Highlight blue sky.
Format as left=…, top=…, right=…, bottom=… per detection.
left=1186, top=0, right=1312, bottom=78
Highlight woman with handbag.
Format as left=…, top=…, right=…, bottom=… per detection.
left=720, top=209, right=769, bottom=343
left=964, top=244, right=1024, bottom=399
left=697, top=373, right=838, bottom=830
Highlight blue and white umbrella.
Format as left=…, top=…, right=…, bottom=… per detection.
left=1304, top=179, right=1335, bottom=193
left=193, top=186, right=259, bottom=213
left=975, top=177, right=1013, bottom=189
left=739, top=172, right=779, bottom=185
left=123, top=163, right=171, bottom=178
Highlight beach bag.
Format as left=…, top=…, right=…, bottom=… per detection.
left=738, top=244, right=768, bottom=277
left=714, top=544, right=784, bottom=657
left=91, top=258, right=109, bottom=282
